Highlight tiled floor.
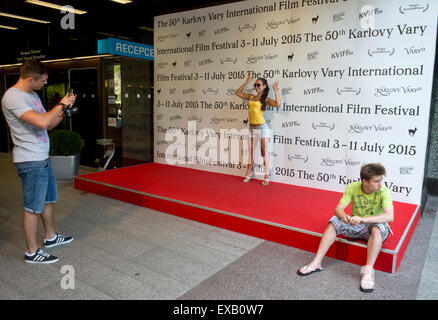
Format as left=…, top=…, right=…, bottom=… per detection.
left=0, top=152, right=437, bottom=300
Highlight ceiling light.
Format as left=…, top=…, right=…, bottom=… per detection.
left=118, top=35, right=133, bottom=40
left=0, top=24, right=18, bottom=30
left=25, top=0, right=87, bottom=15
left=0, top=12, right=51, bottom=24
left=138, top=26, right=153, bottom=32
left=110, top=0, right=133, bottom=4
left=97, top=31, right=116, bottom=38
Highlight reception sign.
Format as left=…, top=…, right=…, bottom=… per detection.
left=98, top=37, right=154, bottom=60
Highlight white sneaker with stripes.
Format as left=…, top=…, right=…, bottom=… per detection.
left=25, top=248, right=59, bottom=264
left=44, top=233, right=74, bottom=248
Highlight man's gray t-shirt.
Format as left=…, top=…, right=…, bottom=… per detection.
left=1, top=87, right=49, bottom=163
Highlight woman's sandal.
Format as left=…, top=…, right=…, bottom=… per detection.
left=360, top=265, right=375, bottom=293
left=261, top=177, right=269, bottom=186
left=242, top=175, right=252, bottom=183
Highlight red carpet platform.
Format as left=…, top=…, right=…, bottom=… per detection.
left=73, top=163, right=420, bottom=274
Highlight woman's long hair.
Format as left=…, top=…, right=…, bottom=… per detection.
left=257, top=78, right=269, bottom=111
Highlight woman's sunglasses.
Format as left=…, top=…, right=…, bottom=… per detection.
left=254, top=83, right=262, bottom=88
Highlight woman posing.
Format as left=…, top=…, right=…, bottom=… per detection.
left=235, top=73, right=281, bottom=186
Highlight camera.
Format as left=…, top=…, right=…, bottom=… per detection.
left=61, top=89, right=79, bottom=119
left=62, top=104, right=79, bottom=119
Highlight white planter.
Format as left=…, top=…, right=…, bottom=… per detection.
left=50, top=154, right=80, bottom=180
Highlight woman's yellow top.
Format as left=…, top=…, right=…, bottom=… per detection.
left=248, top=97, right=265, bottom=125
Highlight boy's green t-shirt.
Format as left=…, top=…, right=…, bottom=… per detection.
left=339, top=181, right=393, bottom=217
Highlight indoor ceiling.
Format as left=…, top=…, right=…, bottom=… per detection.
left=0, top=0, right=240, bottom=38
left=0, top=0, right=241, bottom=64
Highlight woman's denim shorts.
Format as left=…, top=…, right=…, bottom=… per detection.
left=15, top=159, right=58, bottom=214
left=249, top=122, right=271, bottom=139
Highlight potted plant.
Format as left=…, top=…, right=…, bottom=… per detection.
left=49, top=129, right=85, bottom=179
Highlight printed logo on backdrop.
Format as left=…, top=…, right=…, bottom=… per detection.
left=247, top=54, right=279, bottom=64
left=210, top=116, right=238, bottom=126
left=399, top=4, right=429, bottom=14
left=188, top=116, right=202, bottom=123
left=333, top=12, right=345, bottom=22
left=169, top=115, right=182, bottom=121
left=214, top=27, right=230, bottom=36
left=203, top=88, right=219, bottom=95
left=221, top=58, right=237, bottom=65
left=288, top=154, right=308, bottom=163
left=199, top=58, right=214, bottom=66
left=368, top=48, right=395, bottom=57
left=400, top=166, right=414, bottom=175
left=183, top=88, right=196, bottom=95
left=312, top=122, right=334, bottom=130
left=226, top=88, right=237, bottom=96
left=330, top=49, right=354, bottom=59
left=266, top=17, right=300, bottom=30
left=321, top=158, right=361, bottom=167
left=359, top=6, right=383, bottom=19
left=307, top=51, right=319, bottom=60
left=374, top=86, right=422, bottom=97
left=408, top=127, right=418, bottom=137
left=157, top=33, right=179, bottom=42
left=282, top=87, right=293, bottom=95
left=157, top=62, right=168, bottom=69
left=239, top=24, right=256, bottom=32
left=337, top=87, right=361, bottom=95
left=157, top=140, right=168, bottom=145
left=348, top=123, right=393, bottom=134
left=282, top=120, right=300, bottom=128
left=405, top=46, right=426, bottom=55
left=359, top=5, right=383, bottom=29
left=304, top=87, right=324, bottom=95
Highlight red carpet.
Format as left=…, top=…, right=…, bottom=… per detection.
left=73, top=162, right=420, bottom=273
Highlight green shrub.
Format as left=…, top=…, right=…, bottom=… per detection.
left=49, top=130, right=84, bottom=156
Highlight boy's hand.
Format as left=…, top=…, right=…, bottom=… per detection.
left=350, top=216, right=364, bottom=225
left=342, top=215, right=351, bottom=224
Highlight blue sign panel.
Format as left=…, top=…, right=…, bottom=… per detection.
left=98, top=37, right=154, bottom=60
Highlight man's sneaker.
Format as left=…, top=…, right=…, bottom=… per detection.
left=24, top=248, right=59, bottom=264
left=44, top=233, right=74, bottom=248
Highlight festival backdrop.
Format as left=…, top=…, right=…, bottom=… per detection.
left=153, top=0, right=437, bottom=204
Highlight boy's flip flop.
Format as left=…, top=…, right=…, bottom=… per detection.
left=297, top=265, right=323, bottom=276
left=360, top=266, right=375, bottom=293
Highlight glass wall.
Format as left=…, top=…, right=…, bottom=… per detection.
left=102, top=57, right=154, bottom=168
